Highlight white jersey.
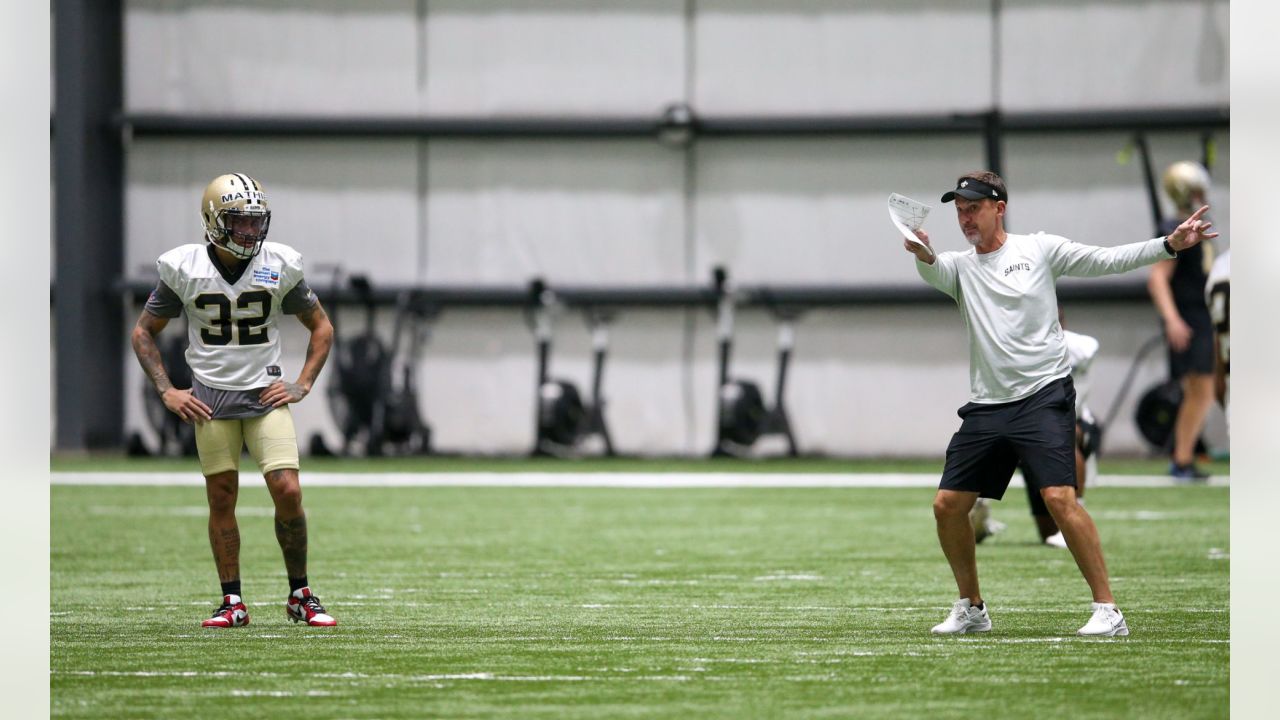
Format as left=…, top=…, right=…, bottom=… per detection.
left=1205, top=249, right=1230, bottom=412
left=155, top=242, right=310, bottom=391
left=917, top=233, right=1171, bottom=403
left=1205, top=249, right=1230, bottom=336
left=1063, top=329, right=1099, bottom=419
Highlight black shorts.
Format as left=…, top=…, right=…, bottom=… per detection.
left=939, top=377, right=1077, bottom=500
left=1167, top=306, right=1215, bottom=378
left=1025, top=417, right=1098, bottom=517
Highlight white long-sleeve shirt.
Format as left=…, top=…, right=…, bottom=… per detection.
left=917, top=233, right=1172, bottom=403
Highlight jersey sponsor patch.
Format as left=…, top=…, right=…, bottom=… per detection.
left=252, top=266, right=281, bottom=287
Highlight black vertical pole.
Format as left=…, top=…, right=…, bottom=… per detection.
left=1200, top=131, right=1215, bottom=174
left=1133, top=133, right=1164, bottom=235
left=983, top=110, right=1006, bottom=230
left=982, top=110, right=1004, bottom=180
left=54, top=0, right=124, bottom=449
left=987, top=1, right=1005, bottom=184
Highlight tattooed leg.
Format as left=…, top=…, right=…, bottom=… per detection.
left=265, top=469, right=307, bottom=578
left=205, top=471, right=241, bottom=583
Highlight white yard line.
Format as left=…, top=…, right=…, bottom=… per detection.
left=51, top=471, right=1229, bottom=488
left=53, top=669, right=691, bottom=683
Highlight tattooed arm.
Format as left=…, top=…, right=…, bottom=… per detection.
left=131, top=309, right=212, bottom=423
left=260, top=300, right=334, bottom=408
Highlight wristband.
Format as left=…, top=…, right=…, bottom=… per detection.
left=1163, top=238, right=1177, bottom=257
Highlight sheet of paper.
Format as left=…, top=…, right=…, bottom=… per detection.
left=887, top=193, right=934, bottom=259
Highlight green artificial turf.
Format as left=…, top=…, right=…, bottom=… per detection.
left=51, top=482, right=1228, bottom=718
left=48, top=453, right=1229, bottom=477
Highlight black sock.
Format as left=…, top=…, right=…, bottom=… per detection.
left=221, top=580, right=242, bottom=598
left=288, top=576, right=309, bottom=593
left=974, top=601, right=984, bottom=610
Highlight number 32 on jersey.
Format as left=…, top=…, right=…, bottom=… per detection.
left=194, top=290, right=273, bottom=346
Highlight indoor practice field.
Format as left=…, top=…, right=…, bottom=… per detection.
left=51, top=460, right=1228, bottom=719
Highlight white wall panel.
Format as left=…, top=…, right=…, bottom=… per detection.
left=695, top=136, right=985, bottom=283
left=715, top=308, right=970, bottom=457
left=126, top=139, right=421, bottom=283
left=1000, top=0, right=1229, bottom=111
left=421, top=308, right=697, bottom=455
left=107, top=1, right=1231, bottom=459
left=425, top=140, right=686, bottom=284
left=695, top=0, right=994, bottom=115
left=414, top=310, right=538, bottom=453
left=425, top=0, right=685, bottom=115
left=126, top=0, right=421, bottom=114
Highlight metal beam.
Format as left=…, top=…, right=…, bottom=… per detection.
left=54, top=0, right=124, bottom=449
left=117, top=107, right=1228, bottom=141
left=119, top=114, right=662, bottom=140
left=114, top=278, right=1154, bottom=311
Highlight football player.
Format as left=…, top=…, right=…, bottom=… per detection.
left=1147, top=162, right=1217, bottom=480
left=130, top=173, right=338, bottom=628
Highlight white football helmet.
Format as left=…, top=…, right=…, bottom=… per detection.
left=1162, top=161, right=1211, bottom=213
left=200, top=173, right=271, bottom=260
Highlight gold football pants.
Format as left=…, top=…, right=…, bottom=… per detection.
left=194, top=406, right=299, bottom=476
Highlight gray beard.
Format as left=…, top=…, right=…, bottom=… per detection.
left=965, top=234, right=982, bottom=247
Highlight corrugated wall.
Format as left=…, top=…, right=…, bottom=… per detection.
left=110, top=0, right=1230, bottom=455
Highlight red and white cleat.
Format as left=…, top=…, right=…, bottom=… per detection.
left=202, top=594, right=250, bottom=628
left=286, top=587, right=337, bottom=626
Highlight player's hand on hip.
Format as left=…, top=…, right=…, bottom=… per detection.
left=1165, top=316, right=1193, bottom=352
left=260, top=380, right=309, bottom=408
left=1167, top=205, right=1220, bottom=251
left=161, top=388, right=213, bottom=424
left=904, top=229, right=935, bottom=264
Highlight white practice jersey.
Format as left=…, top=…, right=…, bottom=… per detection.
left=1063, top=329, right=1099, bottom=419
left=1205, top=249, right=1230, bottom=413
left=1204, top=249, right=1230, bottom=351
left=153, top=242, right=312, bottom=391
left=917, top=233, right=1170, bottom=403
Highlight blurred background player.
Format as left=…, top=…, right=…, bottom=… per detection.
left=909, top=170, right=1217, bottom=637
left=1147, top=161, right=1217, bottom=481
left=971, top=308, right=1100, bottom=549
left=1205, top=249, right=1230, bottom=416
left=130, top=173, right=338, bottom=628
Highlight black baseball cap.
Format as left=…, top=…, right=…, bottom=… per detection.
left=941, top=177, right=1007, bottom=203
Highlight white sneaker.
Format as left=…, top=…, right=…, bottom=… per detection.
left=970, top=500, right=1006, bottom=544
left=1044, top=531, right=1068, bottom=549
left=931, top=598, right=992, bottom=635
left=1077, top=602, right=1129, bottom=636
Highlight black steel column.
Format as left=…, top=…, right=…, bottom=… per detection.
left=54, top=0, right=124, bottom=449
left=982, top=110, right=1004, bottom=179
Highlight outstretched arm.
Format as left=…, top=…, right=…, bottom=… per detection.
left=130, top=310, right=212, bottom=423
left=259, top=300, right=334, bottom=408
